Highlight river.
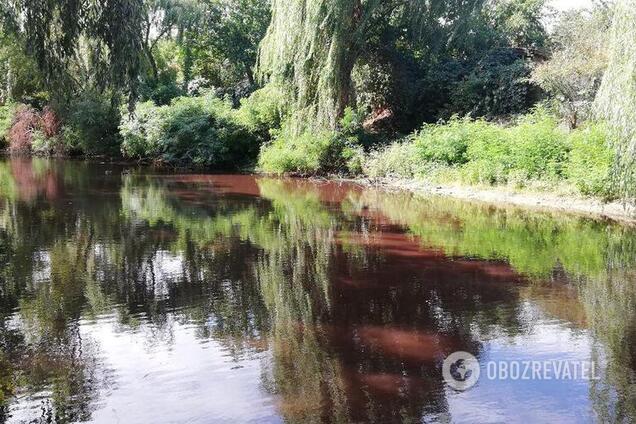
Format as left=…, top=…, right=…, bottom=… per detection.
left=0, top=158, right=634, bottom=423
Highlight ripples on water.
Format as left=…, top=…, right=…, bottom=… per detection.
left=0, top=158, right=634, bottom=423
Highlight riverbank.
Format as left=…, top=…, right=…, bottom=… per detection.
left=4, top=151, right=634, bottom=223
left=355, top=177, right=636, bottom=224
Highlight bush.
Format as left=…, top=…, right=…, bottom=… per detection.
left=65, top=93, right=121, bottom=156
left=507, top=109, right=569, bottom=181
left=5, top=104, right=67, bottom=155
left=258, top=122, right=362, bottom=175
left=416, top=109, right=569, bottom=185
left=140, top=69, right=185, bottom=106
left=0, top=104, right=15, bottom=148
left=119, top=100, right=165, bottom=159
left=236, top=84, right=288, bottom=137
left=566, top=123, right=614, bottom=198
left=452, top=49, right=537, bottom=119
left=121, top=93, right=259, bottom=169
left=414, top=117, right=494, bottom=165
left=461, top=124, right=511, bottom=185
left=30, top=129, right=65, bottom=155
left=362, top=108, right=614, bottom=197
left=8, top=105, right=41, bottom=152
left=363, top=142, right=425, bottom=179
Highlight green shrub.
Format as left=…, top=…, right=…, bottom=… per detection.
left=65, top=92, right=121, bottom=156
left=0, top=104, right=15, bottom=148
left=411, top=116, right=511, bottom=184
left=566, top=123, right=615, bottom=198
left=362, top=109, right=607, bottom=194
left=236, top=83, right=288, bottom=136
left=507, top=109, right=569, bottom=181
left=413, top=117, right=472, bottom=165
left=258, top=122, right=362, bottom=175
left=120, top=100, right=166, bottom=159
left=363, top=142, right=425, bottom=178
left=121, top=93, right=259, bottom=169
left=140, top=69, right=185, bottom=106
left=461, top=122, right=511, bottom=184
left=446, top=109, right=569, bottom=185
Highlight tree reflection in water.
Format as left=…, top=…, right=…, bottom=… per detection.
left=0, top=158, right=634, bottom=422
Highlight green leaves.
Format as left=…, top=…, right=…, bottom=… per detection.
left=121, top=93, right=260, bottom=169
left=16, top=0, right=145, bottom=105
left=595, top=0, right=636, bottom=202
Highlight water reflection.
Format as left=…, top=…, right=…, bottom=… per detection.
left=0, top=158, right=635, bottom=422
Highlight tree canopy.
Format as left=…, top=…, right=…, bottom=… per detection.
left=5, top=0, right=145, bottom=106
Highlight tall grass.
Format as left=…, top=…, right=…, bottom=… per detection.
left=362, top=108, right=615, bottom=198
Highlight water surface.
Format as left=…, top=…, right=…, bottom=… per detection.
left=0, top=158, right=635, bottom=423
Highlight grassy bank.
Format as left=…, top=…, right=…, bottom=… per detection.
left=259, top=107, right=617, bottom=201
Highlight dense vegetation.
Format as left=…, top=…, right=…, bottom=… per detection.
left=0, top=0, right=634, bottom=202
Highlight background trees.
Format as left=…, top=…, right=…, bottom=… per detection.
left=532, top=5, right=612, bottom=129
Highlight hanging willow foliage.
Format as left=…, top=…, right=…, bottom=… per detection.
left=257, top=0, right=485, bottom=132
left=595, top=0, right=636, bottom=201
left=258, top=0, right=366, bottom=131
left=18, top=0, right=144, bottom=106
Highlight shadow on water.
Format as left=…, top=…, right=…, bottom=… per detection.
left=0, top=158, right=634, bottom=422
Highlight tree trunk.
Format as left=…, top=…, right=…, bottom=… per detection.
left=144, top=44, right=159, bottom=81
left=244, top=63, right=255, bottom=86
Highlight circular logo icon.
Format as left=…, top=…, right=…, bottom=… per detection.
left=443, top=351, right=481, bottom=391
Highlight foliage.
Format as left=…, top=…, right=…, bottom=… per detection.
left=196, top=0, right=270, bottom=86
left=368, top=108, right=616, bottom=196
left=30, top=129, right=60, bottom=155
left=463, top=110, right=567, bottom=184
left=62, top=92, right=122, bottom=156
left=414, top=118, right=475, bottom=166
left=452, top=49, right=537, bottom=118
left=506, top=108, right=568, bottom=180
left=121, top=93, right=259, bottom=168
left=258, top=123, right=362, bottom=175
left=141, top=0, right=204, bottom=84
left=595, top=0, right=636, bottom=202
left=236, top=83, right=289, bottom=136
left=533, top=6, right=611, bottom=128
left=486, top=0, right=547, bottom=49
left=14, top=0, right=145, bottom=107
left=362, top=142, right=425, bottom=179
left=566, top=123, right=615, bottom=198
left=7, top=104, right=42, bottom=152
left=0, top=32, right=44, bottom=104
left=119, top=101, right=166, bottom=159
left=0, top=104, right=15, bottom=147
left=459, top=122, right=512, bottom=185
left=140, top=68, right=185, bottom=106
left=258, top=0, right=496, bottom=132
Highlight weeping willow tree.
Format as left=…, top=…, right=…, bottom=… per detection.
left=595, top=0, right=636, bottom=202
left=14, top=0, right=145, bottom=106
left=257, top=0, right=485, bottom=131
